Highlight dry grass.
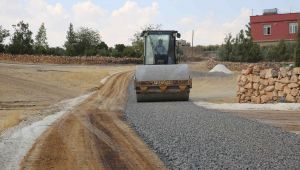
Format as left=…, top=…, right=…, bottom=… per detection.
left=0, top=111, right=22, bottom=132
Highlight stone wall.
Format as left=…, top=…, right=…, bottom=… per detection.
left=0, top=54, right=143, bottom=65
left=237, top=65, right=300, bottom=103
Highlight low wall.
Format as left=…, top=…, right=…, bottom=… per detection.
left=0, top=54, right=143, bottom=65
left=237, top=65, right=300, bottom=103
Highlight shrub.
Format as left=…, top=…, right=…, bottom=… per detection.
left=218, top=27, right=262, bottom=62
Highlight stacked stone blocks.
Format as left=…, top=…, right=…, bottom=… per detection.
left=237, top=65, right=300, bottom=103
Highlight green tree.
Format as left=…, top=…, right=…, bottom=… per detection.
left=111, top=44, right=126, bottom=57
left=263, top=40, right=293, bottom=62
left=8, top=21, right=34, bottom=54
left=265, top=45, right=279, bottom=62
left=64, top=23, right=77, bottom=56
left=218, top=33, right=233, bottom=61
left=232, top=30, right=245, bottom=61
left=286, top=42, right=297, bottom=61
left=123, top=46, right=138, bottom=57
left=48, top=47, right=66, bottom=56
left=97, top=41, right=108, bottom=50
left=244, top=24, right=261, bottom=62
left=0, top=26, right=10, bottom=52
left=218, top=24, right=261, bottom=62
left=277, top=40, right=288, bottom=61
left=295, top=21, right=300, bottom=67
left=34, top=23, right=48, bottom=54
left=96, top=41, right=109, bottom=56
left=75, top=27, right=101, bottom=56
left=115, top=44, right=125, bottom=53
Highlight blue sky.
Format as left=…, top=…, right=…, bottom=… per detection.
left=1, top=0, right=300, bottom=47
left=46, top=0, right=300, bottom=22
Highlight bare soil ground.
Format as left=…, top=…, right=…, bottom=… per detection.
left=188, top=61, right=210, bottom=72
left=0, top=63, right=133, bottom=132
left=1, top=61, right=299, bottom=169
left=190, top=74, right=237, bottom=103
left=189, top=61, right=238, bottom=103
left=226, top=110, right=300, bottom=134
left=21, top=72, right=165, bottom=170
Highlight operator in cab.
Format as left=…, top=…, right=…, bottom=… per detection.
left=154, top=39, right=168, bottom=64
left=155, top=39, right=167, bottom=55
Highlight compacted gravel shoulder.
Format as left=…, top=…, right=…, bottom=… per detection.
left=125, top=84, right=300, bottom=169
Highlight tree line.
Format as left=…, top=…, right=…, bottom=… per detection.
left=218, top=24, right=300, bottom=66
left=0, top=21, right=144, bottom=58
left=3, top=21, right=298, bottom=65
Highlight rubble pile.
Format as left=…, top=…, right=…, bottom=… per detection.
left=237, top=65, right=300, bottom=103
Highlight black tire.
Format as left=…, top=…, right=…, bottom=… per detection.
left=136, top=92, right=189, bottom=102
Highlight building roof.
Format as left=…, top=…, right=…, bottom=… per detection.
left=250, top=12, right=300, bottom=24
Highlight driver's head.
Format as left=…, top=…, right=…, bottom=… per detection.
left=158, top=39, right=163, bottom=45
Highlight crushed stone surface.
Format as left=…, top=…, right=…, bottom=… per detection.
left=125, top=84, right=300, bottom=169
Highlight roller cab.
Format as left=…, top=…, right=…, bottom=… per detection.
left=134, top=30, right=192, bottom=102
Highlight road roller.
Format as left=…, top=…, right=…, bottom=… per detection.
left=134, top=30, right=192, bottom=102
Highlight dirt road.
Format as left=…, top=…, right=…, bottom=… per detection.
left=21, top=72, right=165, bottom=170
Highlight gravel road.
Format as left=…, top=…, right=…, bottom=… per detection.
left=125, top=83, right=300, bottom=169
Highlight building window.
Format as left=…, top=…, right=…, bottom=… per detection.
left=263, top=24, right=271, bottom=35
left=289, top=23, right=298, bottom=34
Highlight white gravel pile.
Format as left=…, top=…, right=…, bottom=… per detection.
left=209, top=64, right=232, bottom=74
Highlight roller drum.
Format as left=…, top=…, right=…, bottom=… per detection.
left=135, top=64, right=192, bottom=102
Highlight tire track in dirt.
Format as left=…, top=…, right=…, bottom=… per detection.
left=21, top=71, right=166, bottom=170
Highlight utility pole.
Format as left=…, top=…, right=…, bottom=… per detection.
left=191, top=30, right=194, bottom=58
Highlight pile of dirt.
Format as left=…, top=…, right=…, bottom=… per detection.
left=209, top=64, right=232, bottom=74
